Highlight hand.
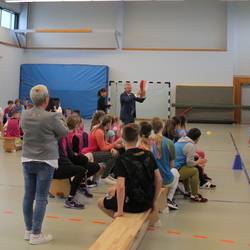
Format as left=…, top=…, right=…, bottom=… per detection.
left=113, top=211, right=124, bottom=218
left=111, top=148, right=119, bottom=157
left=197, top=158, right=207, bottom=165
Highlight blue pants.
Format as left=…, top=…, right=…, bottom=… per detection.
left=22, top=162, right=54, bottom=234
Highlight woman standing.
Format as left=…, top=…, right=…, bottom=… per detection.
left=97, top=88, right=110, bottom=113
left=21, top=85, right=68, bottom=245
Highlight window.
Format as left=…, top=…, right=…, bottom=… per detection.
left=0, top=8, right=18, bottom=30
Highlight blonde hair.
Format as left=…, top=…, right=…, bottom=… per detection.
left=30, top=85, right=49, bottom=107
left=151, top=117, right=164, bottom=159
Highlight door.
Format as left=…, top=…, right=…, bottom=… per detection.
left=241, top=84, right=250, bottom=124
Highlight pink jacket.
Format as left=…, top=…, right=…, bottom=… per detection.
left=6, top=118, right=20, bottom=137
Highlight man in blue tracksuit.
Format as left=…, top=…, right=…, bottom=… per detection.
left=120, top=83, right=146, bottom=124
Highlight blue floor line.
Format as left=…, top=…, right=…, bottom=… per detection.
left=242, top=161, right=250, bottom=184
left=229, top=132, right=250, bottom=185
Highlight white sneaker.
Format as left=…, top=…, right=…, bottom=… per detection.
left=29, top=233, right=53, bottom=245
left=24, top=230, right=31, bottom=241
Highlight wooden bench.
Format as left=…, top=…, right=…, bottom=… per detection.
left=89, top=187, right=168, bottom=250
left=89, top=210, right=151, bottom=250
left=49, top=179, right=70, bottom=198
left=1, top=137, right=23, bottom=152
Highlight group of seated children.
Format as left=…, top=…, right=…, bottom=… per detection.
left=97, top=114, right=216, bottom=219
left=58, top=107, right=216, bottom=215
left=1, top=96, right=216, bottom=215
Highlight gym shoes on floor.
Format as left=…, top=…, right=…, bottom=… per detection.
left=190, top=194, right=208, bottom=203
left=167, top=199, right=179, bottom=210
left=80, top=186, right=94, bottom=198
left=24, top=230, right=31, bottom=241
left=86, top=180, right=98, bottom=188
left=64, top=198, right=85, bottom=209
left=29, top=233, right=53, bottom=245
left=200, top=181, right=216, bottom=189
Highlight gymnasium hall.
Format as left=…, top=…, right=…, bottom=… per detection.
left=0, top=0, right=250, bottom=249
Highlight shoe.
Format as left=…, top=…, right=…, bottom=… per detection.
left=64, top=198, right=85, bottom=209
left=86, top=180, right=97, bottom=188
left=29, top=233, right=53, bottom=245
left=200, top=182, right=216, bottom=189
left=167, top=199, right=179, bottom=210
left=184, top=192, right=191, bottom=199
left=102, top=175, right=117, bottom=185
left=204, top=173, right=212, bottom=181
left=80, top=186, right=94, bottom=198
left=190, top=194, right=208, bottom=203
left=24, top=230, right=31, bottom=241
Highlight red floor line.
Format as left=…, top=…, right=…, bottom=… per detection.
left=167, top=230, right=181, bottom=235
left=92, top=220, right=107, bottom=225
left=193, top=235, right=208, bottom=239
left=46, top=216, right=61, bottom=219
left=220, top=240, right=236, bottom=244
left=67, top=218, right=82, bottom=222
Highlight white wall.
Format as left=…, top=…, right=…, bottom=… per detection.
left=27, top=0, right=227, bottom=50
left=23, top=49, right=233, bottom=103
left=0, top=44, right=23, bottom=107
left=124, top=0, right=227, bottom=49
left=27, top=2, right=119, bottom=48
left=230, top=2, right=250, bottom=76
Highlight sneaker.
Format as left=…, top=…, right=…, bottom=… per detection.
left=24, top=230, right=31, bottom=241
left=184, top=192, right=191, bottom=199
left=190, top=194, right=208, bottom=203
left=200, top=182, right=216, bottom=189
left=167, top=199, right=179, bottom=210
left=86, top=180, right=97, bottom=188
left=64, top=198, right=85, bottom=209
left=102, top=175, right=117, bottom=185
left=80, top=187, right=94, bottom=198
left=29, top=233, right=53, bottom=245
left=204, top=173, right=212, bottom=181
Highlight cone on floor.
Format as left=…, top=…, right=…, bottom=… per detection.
left=232, top=154, right=243, bottom=170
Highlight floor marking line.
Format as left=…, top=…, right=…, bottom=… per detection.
left=208, top=199, right=250, bottom=204
left=92, top=220, right=107, bottom=225
left=193, top=235, right=208, bottom=239
left=220, top=239, right=236, bottom=244
left=167, top=230, right=181, bottom=235
left=46, top=216, right=61, bottom=219
left=67, top=218, right=82, bottom=222
left=229, top=132, right=250, bottom=185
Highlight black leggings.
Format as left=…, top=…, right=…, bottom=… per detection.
left=195, top=166, right=207, bottom=186
left=54, top=157, right=100, bottom=197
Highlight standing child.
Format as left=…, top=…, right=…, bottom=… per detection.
left=151, top=117, right=180, bottom=210
left=97, top=88, right=110, bottom=113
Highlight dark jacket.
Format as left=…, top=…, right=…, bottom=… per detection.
left=97, top=96, right=110, bottom=113
left=120, top=92, right=145, bottom=124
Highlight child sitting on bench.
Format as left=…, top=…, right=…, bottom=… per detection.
left=151, top=117, right=180, bottom=210
left=5, top=110, right=21, bottom=137
left=98, top=123, right=162, bottom=218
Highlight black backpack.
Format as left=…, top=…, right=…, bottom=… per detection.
left=121, top=151, right=155, bottom=206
